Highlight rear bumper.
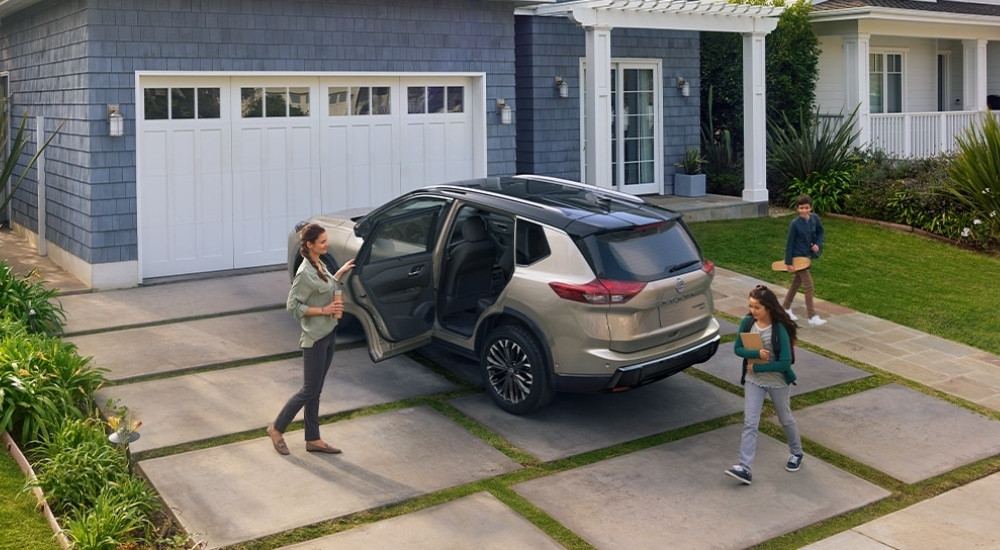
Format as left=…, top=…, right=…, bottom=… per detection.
left=551, top=335, right=720, bottom=393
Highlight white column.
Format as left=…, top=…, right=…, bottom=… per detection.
left=963, top=39, right=988, bottom=112
left=742, top=32, right=768, bottom=203
left=843, top=34, right=871, bottom=147
left=584, top=25, right=613, bottom=188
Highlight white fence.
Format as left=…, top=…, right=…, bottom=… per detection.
left=869, top=111, right=988, bottom=158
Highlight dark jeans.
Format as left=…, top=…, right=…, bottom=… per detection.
left=273, top=329, right=336, bottom=441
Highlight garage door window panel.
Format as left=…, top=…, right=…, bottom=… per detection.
left=241, top=87, right=311, bottom=118
left=144, top=87, right=220, bottom=120
left=407, top=86, right=464, bottom=115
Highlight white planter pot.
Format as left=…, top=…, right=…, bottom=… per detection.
left=674, top=173, right=706, bottom=197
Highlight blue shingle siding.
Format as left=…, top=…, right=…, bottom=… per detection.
left=2, top=0, right=519, bottom=269
left=513, top=16, right=701, bottom=188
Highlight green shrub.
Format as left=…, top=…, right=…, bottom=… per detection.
left=767, top=106, right=860, bottom=205
left=0, top=316, right=105, bottom=446
left=28, top=419, right=130, bottom=516
left=787, top=170, right=852, bottom=213
left=946, top=111, right=1000, bottom=240
left=0, top=260, right=66, bottom=335
left=62, top=477, right=159, bottom=550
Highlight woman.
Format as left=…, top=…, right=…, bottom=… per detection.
left=267, top=223, right=355, bottom=455
left=725, top=285, right=802, bottom=485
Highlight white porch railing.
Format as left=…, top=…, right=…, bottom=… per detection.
left=869, top=111, right=987, bottom=158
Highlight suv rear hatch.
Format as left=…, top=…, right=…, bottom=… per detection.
left=573, top=219, right=715, bottom=353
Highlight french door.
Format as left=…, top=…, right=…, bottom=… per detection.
left=581, top=60, right=662, bottom=195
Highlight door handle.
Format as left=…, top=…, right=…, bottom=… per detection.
left=408, top=265, right=424, bottom=277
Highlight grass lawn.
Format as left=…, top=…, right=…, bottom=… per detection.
left=0, top=451, right=61, bottom=550
left=688, top=214, right=1000, bottom=356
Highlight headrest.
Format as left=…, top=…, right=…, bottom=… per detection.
left=462, top=216, right=487, bottom=242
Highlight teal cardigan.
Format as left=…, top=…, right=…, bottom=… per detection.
left=734, top=315, right=796, bottom=386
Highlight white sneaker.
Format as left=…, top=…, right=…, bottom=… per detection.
left=785, top=308, right=798, bottom=321
left=808, top=315, right=827, bottom=326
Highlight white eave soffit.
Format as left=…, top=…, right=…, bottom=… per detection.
left=810, top=6, right=1000, bottom=24
left=519, top=0, right=785, bottom=33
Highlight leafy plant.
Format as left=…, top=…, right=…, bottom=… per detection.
left=0, top=260, right=66, bottom=335
left=28, top=419, right=130, bottom=516
left=767, top=105, right=860, bottom=205
left=62, top=477, right=159, bottom=550
left=0, top=316, right=105, bottom=447
left=946, top=111, right=1000, bottom=240
left=675, top=148, right=707, bottom=175
left=0, top=99, right=64, bottom=216
left=786, top=170, right=852, bottom=213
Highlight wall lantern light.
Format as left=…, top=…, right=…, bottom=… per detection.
left=555, top=76, right=569, bottom=98
left=676, top=77, right=690, bottom=98
left=108, top=104, right=124, bottom=137
left=496, top=99, right=513, bottom=125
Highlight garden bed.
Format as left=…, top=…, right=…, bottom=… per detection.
left=2, top=430, right=70, bottom=550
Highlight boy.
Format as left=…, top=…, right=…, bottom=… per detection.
left=782, top=195, right=826, bottom=327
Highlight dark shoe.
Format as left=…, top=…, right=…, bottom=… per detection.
left=267, top=425, right=289, bottom=456
left=786, top=453, right=804, bottom=472
left=306, top=441, right=342, bottom=454
left=725, top=465, right=752, bottom=485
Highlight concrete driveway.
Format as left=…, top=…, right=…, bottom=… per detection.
left=53, top=268, right=1000, bottom=550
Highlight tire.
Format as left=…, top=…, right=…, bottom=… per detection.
left=480, top=325, right=554, bottom=414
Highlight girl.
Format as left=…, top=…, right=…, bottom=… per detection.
left=725, top=285, right=802, bottom=484
left=267, top=223, right=354, bottom=455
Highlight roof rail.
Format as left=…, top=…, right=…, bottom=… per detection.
left=511, top=174, right=645, bottom=204
left=431, top=184, right=564, bottom=215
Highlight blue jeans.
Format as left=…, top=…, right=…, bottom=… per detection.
left=739, top=382, right=802, bottom=472
left=273, top=329, right=336, bottom=441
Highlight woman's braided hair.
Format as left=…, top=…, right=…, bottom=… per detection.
left=300, top=223, right=328, bottom=282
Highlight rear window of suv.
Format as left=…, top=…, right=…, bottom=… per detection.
left=578, top=221, right=702, bottom=282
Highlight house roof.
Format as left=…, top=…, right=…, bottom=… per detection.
left=814, top=0, right=1000, bottom=16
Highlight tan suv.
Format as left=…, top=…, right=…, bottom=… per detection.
left=288, top=175, right=720, bottom=414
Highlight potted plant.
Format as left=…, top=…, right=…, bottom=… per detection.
left=673, top=148, right=707, bottom=197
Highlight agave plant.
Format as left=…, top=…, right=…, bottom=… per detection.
left=0, top=99, right=63, bottom=216
left=767, top=104, right=860, bottom=205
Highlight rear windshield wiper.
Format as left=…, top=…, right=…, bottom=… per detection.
left=668, top=259, right=700, bottom=273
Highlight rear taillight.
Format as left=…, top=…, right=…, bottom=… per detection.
left=701, top=259, right=714, bottom=276
left=549, top=278, right=646, bottom=304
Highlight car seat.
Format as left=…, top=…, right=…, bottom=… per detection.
left=441, top=215, right=496, bottom=317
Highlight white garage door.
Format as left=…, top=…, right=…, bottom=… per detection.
left=138, top=74, right=480, bottom=279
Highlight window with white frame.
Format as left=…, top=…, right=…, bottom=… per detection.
left=870, top=52, right=902, bottom=114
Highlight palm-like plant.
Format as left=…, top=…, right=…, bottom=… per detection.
left=0, top=99, right=62, bottom=217
left=947, top=111, right=1000, bottom=240
left=767, top=105, right=860, bottom=186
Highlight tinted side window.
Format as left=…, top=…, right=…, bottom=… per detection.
left=582, top=222, right=701, bottom=282
left=515, top=221, right=550, bottom=265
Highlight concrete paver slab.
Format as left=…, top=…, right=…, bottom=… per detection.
left=139, top=406, right=522, bottom=549
left=803, top=472, right=1000, bottom=550
left=801, top=531, right=895, bottom=549
left=694, top=344, right=871, bottom=395
left=449, top=373, right=743, bottom=461
left=276, top=492, right=566, bottom=550
left=96, top=348, right=457, bottom=452
left=59, top=270, right=288, bottom=334
left=68, top=309, right=301, bottom=380
left=794, top=384, right=1000, bottom=483
left=513, top=425, right=889, bottom=550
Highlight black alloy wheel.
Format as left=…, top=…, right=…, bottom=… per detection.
left=480, top=324, right=554, bottom=414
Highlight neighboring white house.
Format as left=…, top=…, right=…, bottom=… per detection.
left=811, top=0, right=1000, bottom=157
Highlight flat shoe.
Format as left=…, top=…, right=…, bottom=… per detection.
left=306, top=441, right=342, bottom=454
left=267, top=425, right=290, bottom=456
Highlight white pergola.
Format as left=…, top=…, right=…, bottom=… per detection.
left=522, top=0, right=785, bottom=203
